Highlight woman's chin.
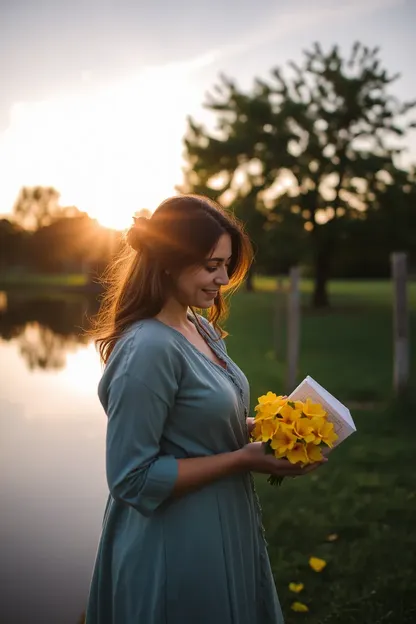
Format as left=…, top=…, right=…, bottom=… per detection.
left=195, top=297, right=216, bottom=309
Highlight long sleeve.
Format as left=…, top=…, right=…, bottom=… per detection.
left=101, top=327, right=181, bottom=516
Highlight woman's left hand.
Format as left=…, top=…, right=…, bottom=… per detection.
left=246, top=417, right=255, bottom=435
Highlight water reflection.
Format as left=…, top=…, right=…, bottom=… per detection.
left=0, top=290, right=107, bottom=624
left=0, top=291, right=99, bottom=370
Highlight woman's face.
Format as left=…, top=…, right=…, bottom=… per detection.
left=172, top=233, right=232, bottom=308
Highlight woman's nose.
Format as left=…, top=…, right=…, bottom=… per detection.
left=214, top=267, right=230, bottom=286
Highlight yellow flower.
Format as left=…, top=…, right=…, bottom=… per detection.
left=286, top=442, right=309, bottom=465
left=305, top=442, right=323, bottom=462
left=253, top=408, right=276, bottom=422
left=289, top=582, right=304, bottom=593
left=256, top=395, right=287, bottom=416
left=310, top=417, right=339, bottom=448
left=293, top=418, right=316, bottom=443
left=252, top=417, right=275, bottom=442
left=309, top=556, right=327, bottom=572
left=277, top=403, right=302, bottom=426
left=270, top=424, right=297, bottom=456
left=309, top=416, right=326, bottom=443
left=251, top=420, right=263, bottom=441
left=292, top=400, right=305, bottom=411
left=302, top=397, right=327, bottom=419
left=291, top=601, right=309, bottom=612
left=258, top=418, right=280, bottom=443
left=257, top=391, right=279, bottom=406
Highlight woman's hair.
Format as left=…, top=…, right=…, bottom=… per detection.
left=91, top=194, right=253, bottom=364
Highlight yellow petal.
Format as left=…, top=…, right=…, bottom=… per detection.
left=303, top=397, right=327, bottom=419
left=254, top=407, right=275, bottom=420
left=252, top=417, right=279, bottom=443
left=310, top=416, right=326, bottom=431
left=286, top=442, right=309, bottom=465
left=291, top=601, right=309, bottom=612
left=309, top=556, right=327, bottom=572
left=310, top=418, right=339, bottom=448
left=278, top=404, right=302, bottom=426
left=292, top=400, right=305, bottom=411
left=257, top=392, right=278, bottom=405
left=270, top=423, right=297, bottom=452
left=306, top=442, right=323, bottom=462
left=262, top=400, right=288, bottom=416
left=289, top=582, right=304, bottom=593
left=251, top=421, right=262, bottom=441
left=293, top=418, right=316, bottom=443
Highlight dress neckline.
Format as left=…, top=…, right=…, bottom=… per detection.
left=150, top=316, right=228, bottom=372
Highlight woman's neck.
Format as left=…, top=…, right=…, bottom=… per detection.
left=155, top=297, right=191, bottom=330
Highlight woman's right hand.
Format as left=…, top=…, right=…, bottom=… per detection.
left=238, top=441, right=327, bottom=478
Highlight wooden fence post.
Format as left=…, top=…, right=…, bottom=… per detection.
left=391, top=252, right=409, bottom=395
left=274, top=276, right=284, bottom=361
left=286, top=266, right=301, bottom=393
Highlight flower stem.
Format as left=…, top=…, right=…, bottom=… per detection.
left=267, top=475, right=285, bottom=487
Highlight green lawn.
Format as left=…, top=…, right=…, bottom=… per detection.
left=225, top=278, right=416, bottom=624
left=0, top=272, right=89, bottom=288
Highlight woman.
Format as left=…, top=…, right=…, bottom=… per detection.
left=86, top=195, right=325, bottom=624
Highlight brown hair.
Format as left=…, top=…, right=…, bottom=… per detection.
left=91, top=194, right=253, bottom=364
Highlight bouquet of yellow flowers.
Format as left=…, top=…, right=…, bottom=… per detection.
left=251, top=392, right=339, bottom=486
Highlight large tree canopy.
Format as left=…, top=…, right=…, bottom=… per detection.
left=181, top=42, right=416, bottom=306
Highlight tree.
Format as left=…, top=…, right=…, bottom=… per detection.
left=181, top=42, right=416, bottom=306
left=12, top=186, right=77, bottom=230
left=0, top=219, right=28, bottom=270
left=28, top=212, right=119, bottom=277
left=330, top=167, right=416, bottom=277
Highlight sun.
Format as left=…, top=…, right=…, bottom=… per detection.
left=0, top=62, right=200, bottom=230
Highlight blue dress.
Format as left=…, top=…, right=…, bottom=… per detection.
left=85, top=315, right=284, bottom=623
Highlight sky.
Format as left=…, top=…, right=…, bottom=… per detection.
left=1, top=0, right=415, bottom=229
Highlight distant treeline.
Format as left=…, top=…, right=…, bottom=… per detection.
left=0, top=177, right=415, bottom=286
left=0, top=209, right=119, bottom=280
left=0, top=193, right=415, bottom=282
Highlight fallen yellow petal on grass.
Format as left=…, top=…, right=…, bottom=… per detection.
left=309, top=556, right=327, bottom=572
left=291, top=601, right=309, bottom=612
left=289, top=582, right=304, bottom=593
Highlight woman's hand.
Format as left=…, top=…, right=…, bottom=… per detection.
left=238, top=441, right=327, bottom=478
left=246, top=417, right=255, bottom=436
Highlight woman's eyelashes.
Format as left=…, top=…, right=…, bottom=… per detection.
left=205, top=264, right=230, bottom=274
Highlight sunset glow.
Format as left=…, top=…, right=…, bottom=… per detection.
left=0, top=64, right=200, bottom=230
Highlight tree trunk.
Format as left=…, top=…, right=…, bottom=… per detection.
left=245, top=265, right=255, bottom=292
left=312, top=249, right=331, bottom=308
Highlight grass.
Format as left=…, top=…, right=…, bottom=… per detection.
left=225, top=277, right=416, bottom=624
left=0, top=272, right=89, bottom=288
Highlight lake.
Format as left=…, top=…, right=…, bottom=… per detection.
left=0, top=290, right=109, bottom=624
